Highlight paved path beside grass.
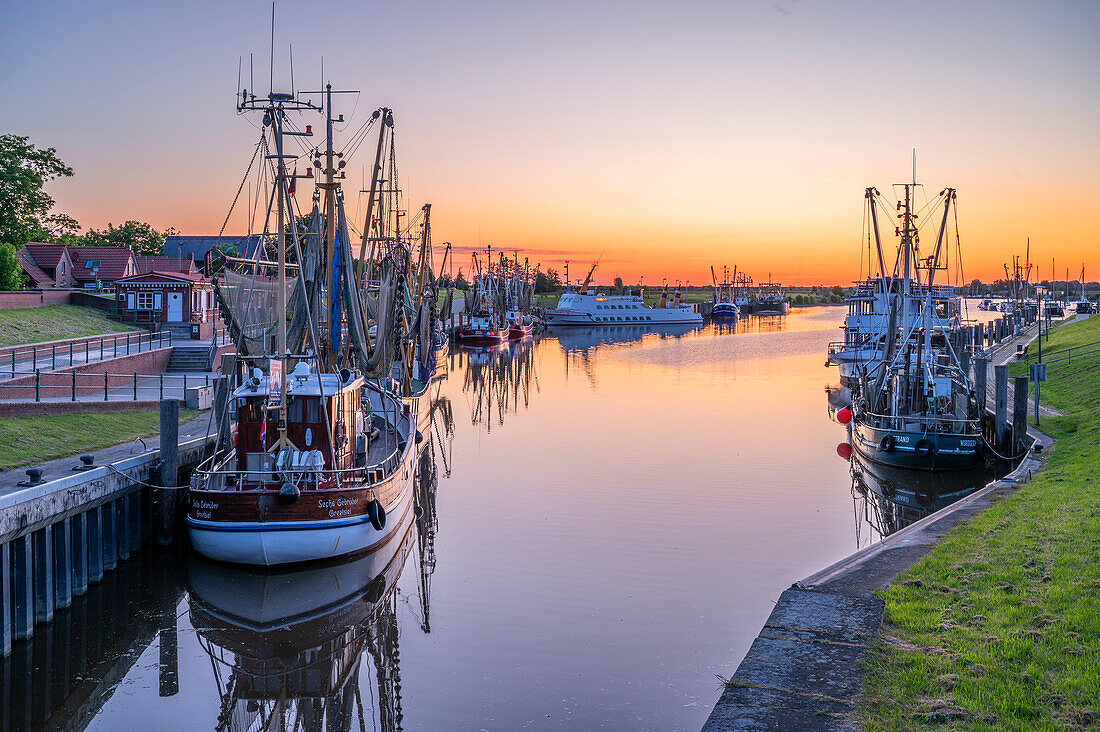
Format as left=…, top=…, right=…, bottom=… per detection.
left=0, top=408, right=214, bottom=496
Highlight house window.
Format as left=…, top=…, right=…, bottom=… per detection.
left=137, top=292, right=154, bottom=310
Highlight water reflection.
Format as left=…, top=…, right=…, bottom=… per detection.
left=457, top=339, right=539, bottom=430
left=849, top=452, right=990, bottom=544
left=548, top=322, right=703, bottom=353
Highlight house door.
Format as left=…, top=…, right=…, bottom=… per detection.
left=167, top=291, right=183, bottom=322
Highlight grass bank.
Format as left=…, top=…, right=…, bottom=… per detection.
left=0, top=305, right=137, bottom=347
left=859, top=313, right=1100, bottom=729
left=0, top=407, right=201, bottom=471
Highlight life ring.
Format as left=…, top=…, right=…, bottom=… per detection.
left=367, top=499, right=386, bottom=531
left=915, top=439, right=935, bottom=457
left=879, top=434, right=895, bottom=452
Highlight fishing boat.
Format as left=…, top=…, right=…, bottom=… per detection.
left=828, top=276, right=962, bottom=388
left=709, top=265, right=740, bottom=318
left=750, top=281, right=790, bottom=315
left=188, top=79, right=423, bottom=566
left=846, top=178, right=984, bottom=472
left=188, top=507, right=416, bottom=732
left=457, top=247, right=510, bottom=345
left=546, top=263, right=702, bottom=326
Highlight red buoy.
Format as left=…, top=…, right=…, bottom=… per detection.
left=837, top=407, right=852, bottom=424
left=836, top=442, right=852, bottom=460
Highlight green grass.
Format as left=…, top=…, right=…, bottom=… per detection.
left=0, top=407, right=201, bottom=471
left=0, top=305, right=137, bottom=347
left=859, top=314, right=1100, bottom=730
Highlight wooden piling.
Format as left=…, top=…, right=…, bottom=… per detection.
left=87, top=507, right=103, bottom=583
left=973, top=357, right=989, bottom=413
left=994, top=364, right=1009, bottom=455
left=11, top=536, right=33, bottom=640
left=158, top=399, right=180, bottom=546
left=32, top=528, right=54, bottom=624
left=52, top=520, right=72, bottom=610
left=1, top=542, right=11, bottom=655
left=1013, top=375, right=1029, bottom=458
left=116, top=499, right=130, bottom=561
left=71, top=512, right=88, bottom=597
left=101, top=503, right=117, bottom=572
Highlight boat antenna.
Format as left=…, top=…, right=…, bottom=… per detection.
left=289, top=43, right=295, bottom=95
left=269, top=1, right=275, bottom=97
left=912, top=148, right=916, bottom=186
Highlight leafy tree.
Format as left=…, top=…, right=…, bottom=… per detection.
left=79, top=220, right=178, bottom=256
left=613, top=276, right=624, bottom=292
left=535, top=268, right=562, bottom=293
left=454, top=269, right=469, bottom=291
left=0, top=243, right=21, bottom=290
left=0, top=134, right=75, bottom=247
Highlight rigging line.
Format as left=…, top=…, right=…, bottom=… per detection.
left=216, top=129, right=266, bottom=239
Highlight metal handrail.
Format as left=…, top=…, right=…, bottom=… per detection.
left=1020, top=338, right=1100, bottom=366
left=859, top=409, right=979, bottom=433
left=2, top=329, right=171, bottom=378
left=0, top=370, right=213, bottom=402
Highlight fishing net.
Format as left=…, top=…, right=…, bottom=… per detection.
left=214, top=266, right=296, bottom=357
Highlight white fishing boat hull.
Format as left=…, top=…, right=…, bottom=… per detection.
left=189, top=471, right=416, bottom=566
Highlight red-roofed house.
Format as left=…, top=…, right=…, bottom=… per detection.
left=15, top=243, right=75, bottom=288
left=136, top=255, right=197, bottom=275
left=115, top=270, right=217, bottom=337
left=68, top=246, right=138, bottom=289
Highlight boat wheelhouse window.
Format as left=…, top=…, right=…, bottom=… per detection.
left=288, top=396, right=322, bottom=423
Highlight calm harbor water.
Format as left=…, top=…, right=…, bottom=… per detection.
left=10, top=304, right=1003, bottom=731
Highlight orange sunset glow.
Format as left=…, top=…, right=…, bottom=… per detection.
left=2, top=1, right=1097, bottom=286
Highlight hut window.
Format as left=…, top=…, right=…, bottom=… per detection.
left=137, top=292, right=154, bottom=310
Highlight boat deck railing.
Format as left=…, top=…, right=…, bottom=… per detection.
left=860, top=410, right=979, bottom=435
left=191, top=441, right=407, bottom=492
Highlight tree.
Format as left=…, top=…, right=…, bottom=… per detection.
left=79, top=220, right=178, bottom=256
left=535, top=268, right=562, bottom=293
left=0, top=134, right=75, bottom=248
left=613, top=276, right=624, bottom=292
left=454, top=269, right=469, bottom=291
left=0, top=243, right=21, bottom=290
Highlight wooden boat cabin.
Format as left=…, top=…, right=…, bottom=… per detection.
left=231, top=363, right=381, bottom=486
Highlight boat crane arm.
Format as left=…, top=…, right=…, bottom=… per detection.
left=578, top=260, right=599, bottom=292
left=866, top=187, right=888, bottom=285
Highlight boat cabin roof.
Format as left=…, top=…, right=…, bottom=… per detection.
left=232, top=369, right=364, bottom=401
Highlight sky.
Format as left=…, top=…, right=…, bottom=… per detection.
left=1, top=0, right=1097, bottom=286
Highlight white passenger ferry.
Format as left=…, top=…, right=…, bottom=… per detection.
left=546, top=286, right=702, bottom=326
